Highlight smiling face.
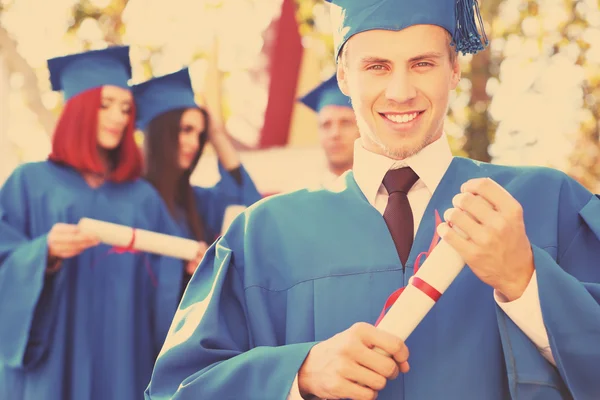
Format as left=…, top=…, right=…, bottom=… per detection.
left=96, top=85, right=133, bottom=150
left=337, top=25, right=460, bottom=160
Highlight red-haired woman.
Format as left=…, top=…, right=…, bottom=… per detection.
left=134, top=67, right=261, bottom=279
left=0, top=47, right=185, bottom=400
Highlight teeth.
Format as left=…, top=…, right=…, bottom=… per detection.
left=385, top=112, right=418, bottom=123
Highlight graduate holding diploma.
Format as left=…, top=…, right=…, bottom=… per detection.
left=0, top=47, right=186, bottom=400
left=146, top=1, right=600, bottom=399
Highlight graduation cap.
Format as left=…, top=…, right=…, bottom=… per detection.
left=325, top=0, right=489, bottom=60
left=48, top=46, right=132, bottom=101
left=299, top=73, right=351, bottom=113
left=132, top=68, right=198, bottom=131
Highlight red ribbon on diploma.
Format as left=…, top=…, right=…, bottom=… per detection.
left=110, top=228, right=138, bottom=254
left=374, top=210, right=443, bottom=327
left=91, top=228, right=158, bottom=287
left=410, top=276, right=442, bottom=302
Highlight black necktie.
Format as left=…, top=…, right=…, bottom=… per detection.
left=382, top=168, right=419, bottom=265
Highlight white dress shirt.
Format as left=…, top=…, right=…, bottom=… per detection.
left=288, top=135, right=554, bottom=400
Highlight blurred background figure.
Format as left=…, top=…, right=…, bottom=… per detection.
left=298, top=73, right=359, bottom=185
left=134, top=62, right=261, bottom=278
left=0, top=46, right=186, bottom=400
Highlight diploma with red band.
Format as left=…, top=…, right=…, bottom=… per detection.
left=376, top=240, right=465, bottom=345
left=77, top=218, right=201, bottom=261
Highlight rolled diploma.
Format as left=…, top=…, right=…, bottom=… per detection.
left=375, top=240, right=465, bottom=354
left=78, top=218, right=201, bottom=261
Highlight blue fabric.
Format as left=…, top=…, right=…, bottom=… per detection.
left=299, top=74, right=351, bottom=112
left=326, top=0, right=488, bottom=58
left=173, top=163, right=262, bottom=243
left=133, top=68, right=197, bottom=130
left=0, top=161, right=185, bottom=400
left=194, top=163, right=262, bottom=242
left=48, top=46, right=131, bottom=100
left=146, top=157, right=600, bottom=399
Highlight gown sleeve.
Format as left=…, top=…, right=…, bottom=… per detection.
left=497, top=175, right=600, bottom=399
left=0, top=165, right=64, bottom=369
left=145, top=214, right=318, bottom=399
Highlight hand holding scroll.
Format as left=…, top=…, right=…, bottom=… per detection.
left=438, top=178, right=534, bottom=301
left=48, top=223, right=100, bottom=259
left=185, top=241, right=208, bottom=275
left=297, top=322, right=409, bottom=400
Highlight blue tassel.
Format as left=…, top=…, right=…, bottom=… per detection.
left=452, top=0, right=489, bottom=55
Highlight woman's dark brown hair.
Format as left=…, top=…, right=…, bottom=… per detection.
left=144, top=107, right=209, bottom=242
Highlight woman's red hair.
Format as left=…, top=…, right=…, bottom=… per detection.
left=48, top=86, right=143, bottom=182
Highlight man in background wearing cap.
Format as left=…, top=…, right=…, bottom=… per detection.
left=299, top=74, right=360, bottom=185
left=146, top=1, right=600, bottom=399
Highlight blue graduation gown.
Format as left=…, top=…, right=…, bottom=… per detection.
left=146, top=157, right=600, bottom=400
left=179, top=162, right=262, bottom=241
left=0, top=161, right=185, bottom=400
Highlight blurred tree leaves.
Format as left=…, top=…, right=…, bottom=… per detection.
left=67, top=0, right=129, bottom=46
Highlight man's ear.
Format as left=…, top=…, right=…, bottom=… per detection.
left=337, top=60, right=350, bottom=97
left=450, top=56, right=461, bottom=90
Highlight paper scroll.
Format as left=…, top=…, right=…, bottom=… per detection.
left=77, top=218, right=201, bottom=261
left=375, top=239, right=465, bottom=355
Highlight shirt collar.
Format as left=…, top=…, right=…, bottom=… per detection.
left=352, top=134, right=453, bottom=207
